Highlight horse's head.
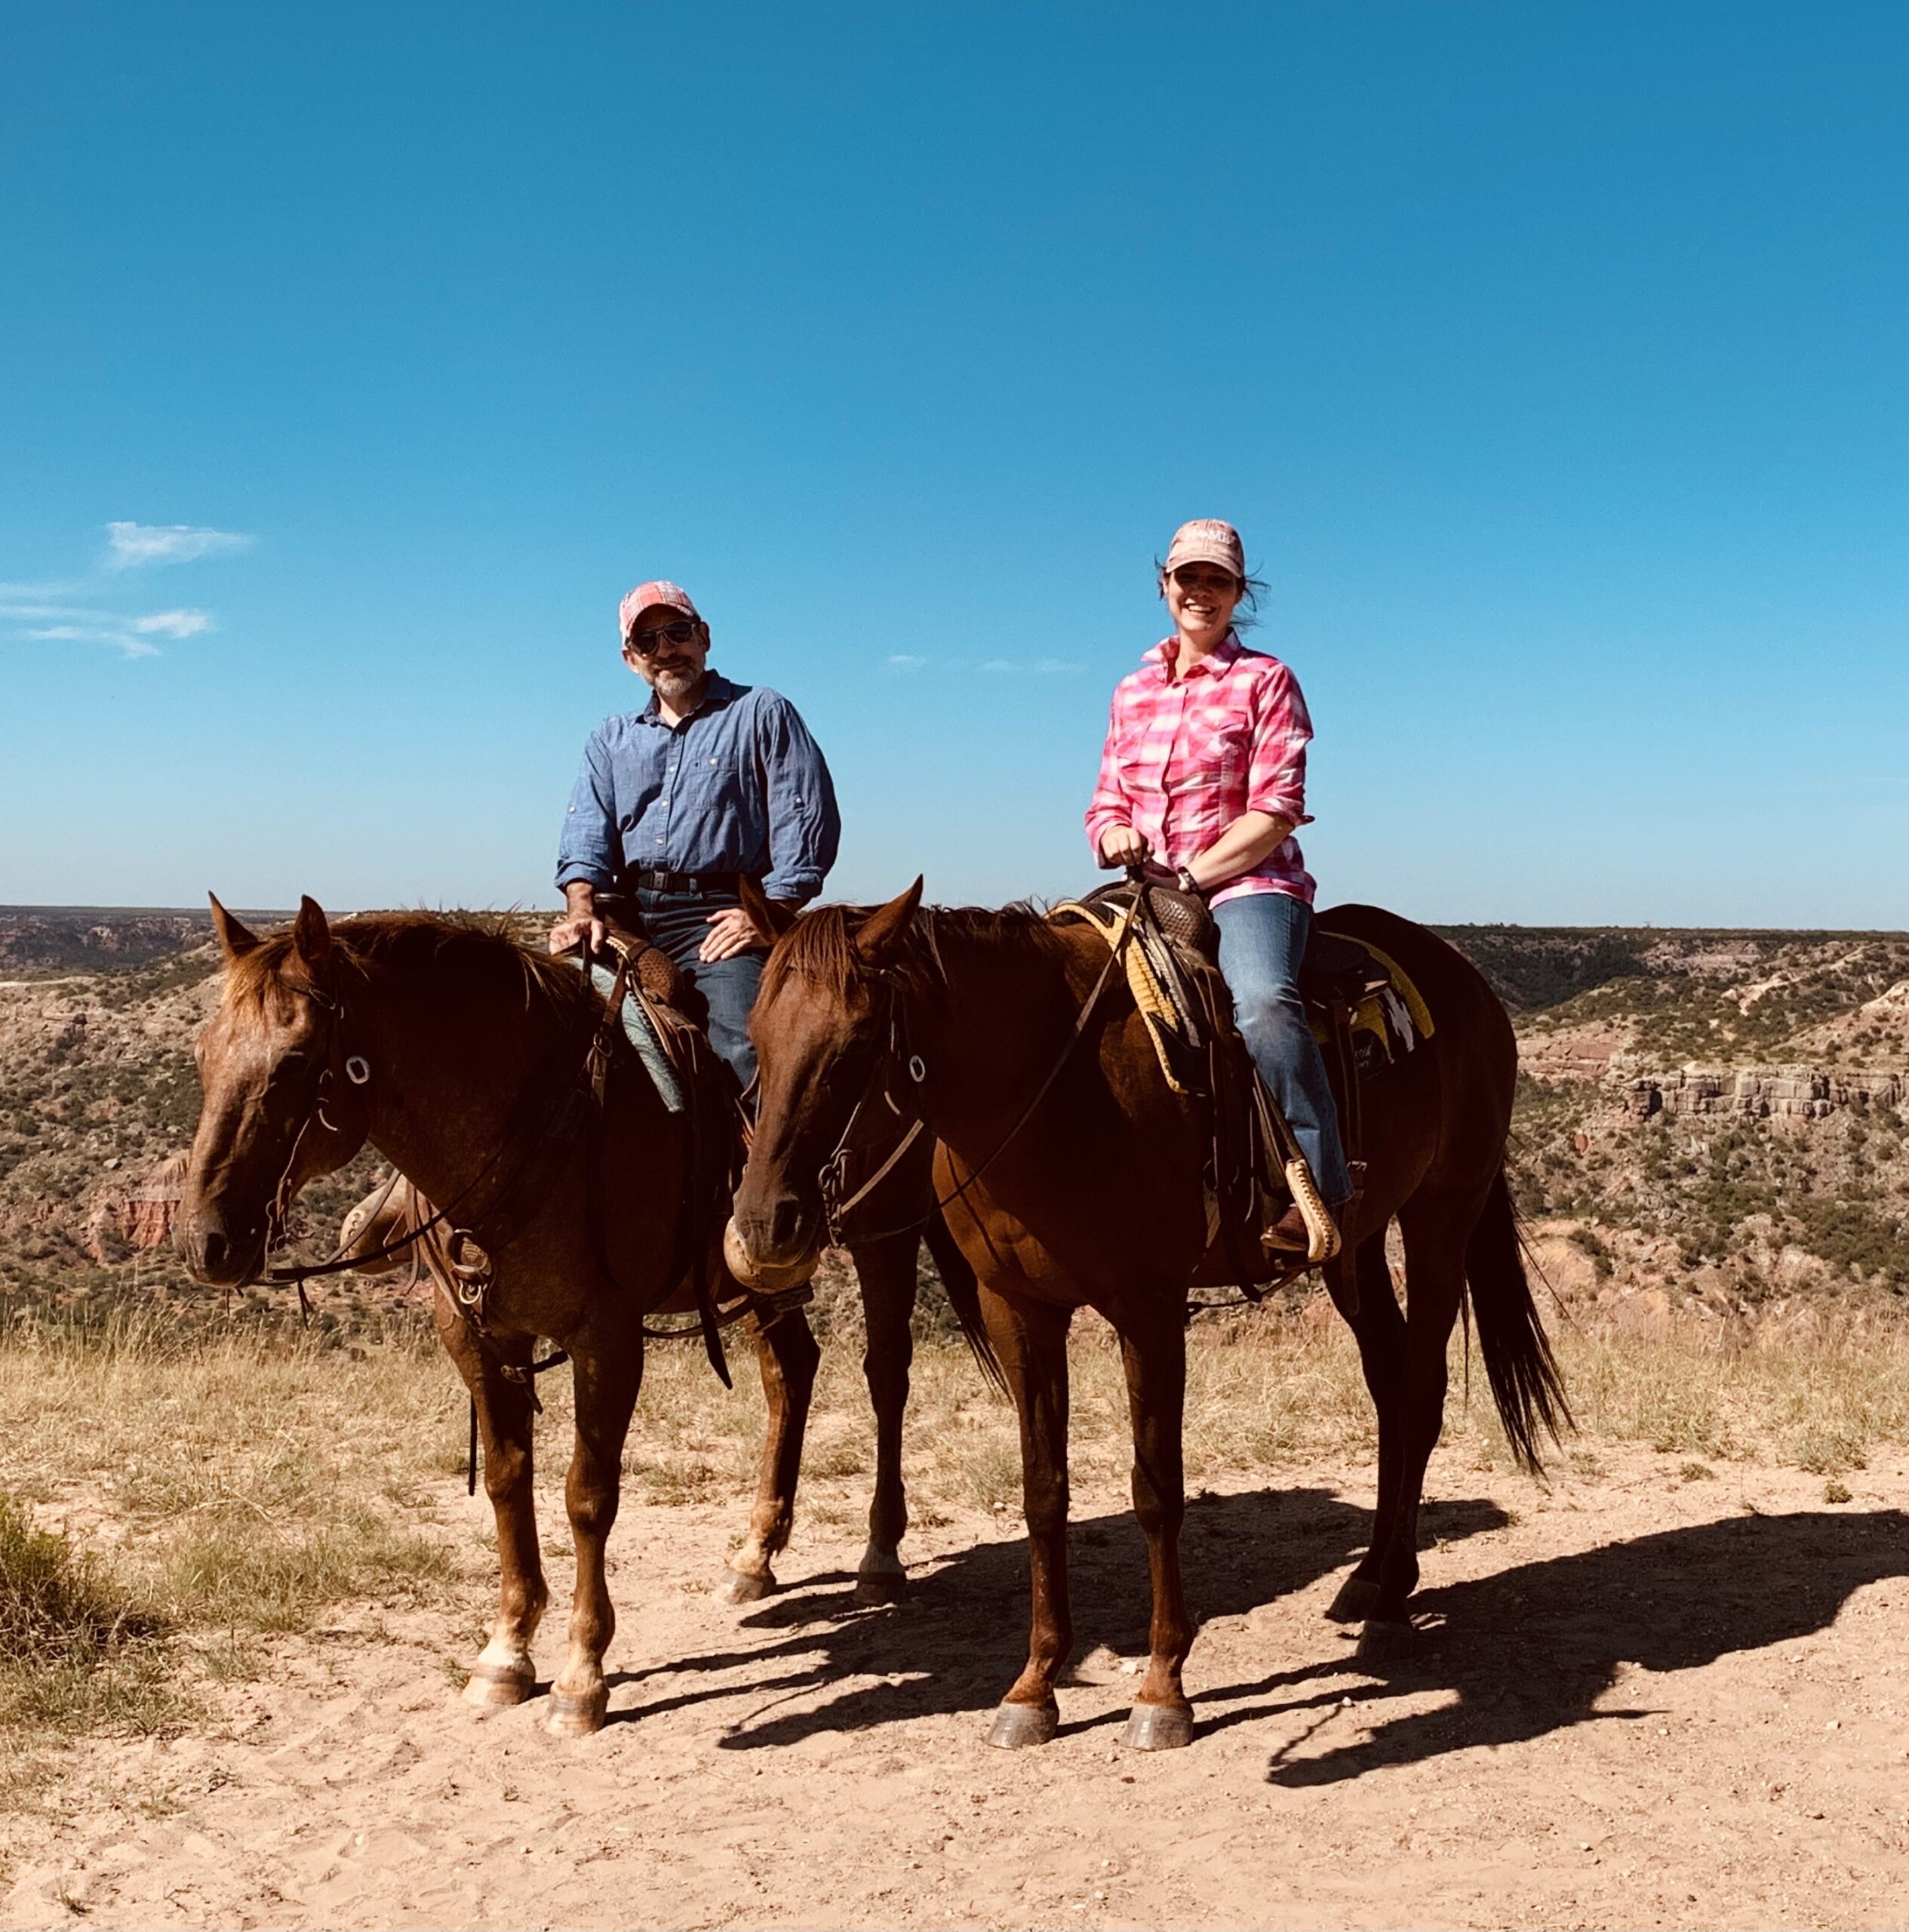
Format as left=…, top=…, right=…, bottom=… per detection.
left=727, top=877, right=924, bottom=1288
left=177, top=894, right=370, bottom=1287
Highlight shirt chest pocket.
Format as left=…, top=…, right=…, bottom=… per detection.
left=1207, top=716, right=1255, bottom=797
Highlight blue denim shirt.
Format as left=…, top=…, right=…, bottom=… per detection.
left=555, top=673, right=841, bottom=903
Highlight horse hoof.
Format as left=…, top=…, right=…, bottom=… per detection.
left=853, top=1571, right=907, bottom=1607
left=986, top=1700, right=1059, bottom=1750
left=718, top=1566, right=774, bottom=1604
left=1122, top=1701, right=1194, bottom=1752
left=545, top=1686, right=609, bottom=1737
left=1355, top=1618, right=1417, bottom=1663
left=461, top=1661, right=533, bottom=1709
left=1326, top=1576, right=1382, bottom=1623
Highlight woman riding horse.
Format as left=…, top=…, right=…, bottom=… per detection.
left=1086, top=518, right=1351, bottom=1252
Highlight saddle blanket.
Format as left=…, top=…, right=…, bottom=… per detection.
left=1322, top=940, right=1432, bottom=1081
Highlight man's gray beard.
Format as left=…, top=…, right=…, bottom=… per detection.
left=652, top=669, right=699, bottom=703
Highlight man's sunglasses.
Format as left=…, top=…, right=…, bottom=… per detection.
left=626, top=618, right=701, bottom=654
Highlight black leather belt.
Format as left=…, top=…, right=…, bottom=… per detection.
left=622, top=866, right=741, bottom=897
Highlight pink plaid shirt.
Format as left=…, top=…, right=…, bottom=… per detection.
left=1084, top=632, right=1316, bottom=909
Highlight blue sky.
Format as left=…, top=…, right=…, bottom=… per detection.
left=2, top=2, right=1904, bottom=924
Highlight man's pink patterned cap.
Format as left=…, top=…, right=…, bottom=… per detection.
left=1162, top=519, right=1246, bottom=582
left=619, top=580, right=700, bottom=641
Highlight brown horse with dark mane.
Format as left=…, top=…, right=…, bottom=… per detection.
left=728, top=879, right=1569, bottom=1751
left=177, top=894, right=991, bottom=1734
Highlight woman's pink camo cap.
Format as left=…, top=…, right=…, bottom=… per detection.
left=1162, top=519, right=1247, bottom=581
left=619, top=580, right=701, bottom=641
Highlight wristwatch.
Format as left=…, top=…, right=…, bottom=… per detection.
left=1174, top=866, right=1203, bottom=897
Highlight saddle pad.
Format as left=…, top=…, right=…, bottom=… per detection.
left=1050, top=893, right=1207, bottom=1096
left=1307, top=932, right=1433, bottom=1080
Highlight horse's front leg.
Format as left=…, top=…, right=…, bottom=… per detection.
left=549, top=1331, right=644, bottom=1735
left=432, top=1287, right=547, bottom=1709
left=848, top=1231, right=919, bottom=1604
left=1115, top=1300, right=1194, bottom=1749
left=721, top=1306, right=820, bottom=1602
left=982, top=1283, right=1074, bottom=1749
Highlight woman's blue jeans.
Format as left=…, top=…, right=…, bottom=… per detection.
left=1212, top=891, right=1353, bottom=1208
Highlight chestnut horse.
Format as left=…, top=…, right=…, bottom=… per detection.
left=727, top=880, right=1568, bottom=1751
left=176, top=895, right=988, bottom=1735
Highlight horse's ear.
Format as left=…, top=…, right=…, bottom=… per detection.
left=208, top=893, right=260, bottom=961
left=740, top=873, right=798, bottom=941
left=853, top=878, right=924, bottom=969
left=291, top=895, right=333, bottom=968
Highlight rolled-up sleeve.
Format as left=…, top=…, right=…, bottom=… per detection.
left=1083, top=690, right=1133, bottom=859
left=1245, top=663, right=1314, bottom=827
left=555, top=730, right=619, bottom=891
left=757, top=697, right=840, bottom=904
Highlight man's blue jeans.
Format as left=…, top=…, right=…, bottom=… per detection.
left=630, top=888, right=764, bottom=1091
left=1213, top=890, right=1353, bottom=1208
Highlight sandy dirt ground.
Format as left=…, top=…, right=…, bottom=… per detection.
left=6, top=1446, right=1909, bottom=1931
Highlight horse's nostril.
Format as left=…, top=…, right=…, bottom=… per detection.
left=769, top=1198, right=810, bottom=1252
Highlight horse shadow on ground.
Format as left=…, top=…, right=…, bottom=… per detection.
left=1219, top=1508, right=1909, bottom=1786
left=607, top=1486, right=1506, bottom=1745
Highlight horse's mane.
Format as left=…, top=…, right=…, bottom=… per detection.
left=224, top=909, right=600, bottom=1026
left=759, top=900, right=1074, bottom=1006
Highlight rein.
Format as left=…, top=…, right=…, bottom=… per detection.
left=818, top=892, right=1137, bottom=1245
left=261, top=968, right=586, bottom=1291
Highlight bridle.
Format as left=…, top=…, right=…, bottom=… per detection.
left=814, top=894, right=1137, bottom=1246
left=255, top=955, right=592, bottom=1294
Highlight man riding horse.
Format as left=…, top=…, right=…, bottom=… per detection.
left=548, top=578, right=841, bottom=1087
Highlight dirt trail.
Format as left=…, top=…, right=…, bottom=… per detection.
left=7, top=1448, right=1909, bottom=1930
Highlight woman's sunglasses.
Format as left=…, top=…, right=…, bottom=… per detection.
left=626, top=618, right=701, bottom=655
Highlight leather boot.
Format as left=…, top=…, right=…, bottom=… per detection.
left=1261, top=1203, right=1311, bottom=1252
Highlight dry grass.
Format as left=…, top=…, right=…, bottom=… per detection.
left=3, top=1293, right=1908, bottom=1823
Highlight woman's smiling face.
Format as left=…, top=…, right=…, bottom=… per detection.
left=1162, top=561, right=1242, bottom=640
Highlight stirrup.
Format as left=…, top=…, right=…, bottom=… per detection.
left=1284, top=1157, right=1341, bottom=1266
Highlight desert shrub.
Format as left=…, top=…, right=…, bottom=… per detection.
left=0, top=1493, right=174, bottom=1737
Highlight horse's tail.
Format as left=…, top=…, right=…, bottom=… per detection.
left=923, top=1212, right=1007, bottom=1398
left=1465, top=1166, right=1572, bottom=1472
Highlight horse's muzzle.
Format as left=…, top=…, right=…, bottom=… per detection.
left=722, top=1216, right=821, bottom=1296
left=176, top=1207, right=266, bottom=1289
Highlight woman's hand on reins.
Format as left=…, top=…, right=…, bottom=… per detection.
left=1098, top=824, right=1151, bottom=869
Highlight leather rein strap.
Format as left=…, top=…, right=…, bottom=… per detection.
left=819, top=891, right=1137, bottom=1246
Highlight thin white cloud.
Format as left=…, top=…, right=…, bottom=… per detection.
left=0, top=578, right=85, bottom=600
left=887, top=653, right=930, bottom=669
left=981, top=656, right=1081, bottom=674
left=25, top=624, right=161, bottom=660
left=0, top=601, right=101, bottom=623
left=132, top=608, right=211, bottom=638
left=105, top=521, right=254, bottom=568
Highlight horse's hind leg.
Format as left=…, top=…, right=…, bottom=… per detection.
left=1114, top=1301, right=1194, bottom=1749
left=432, top=1287, right=547, bottom=1709
left=721, top=1306, right=821, bottom=1603
left=549, top=1333, right=644, bottom=1735
left=1323, top=1230, right=1408, bottom=1625
left=850, top=1232, right=919, bottom=1604
left=1357, top=1195, right=1473, bottom=1658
